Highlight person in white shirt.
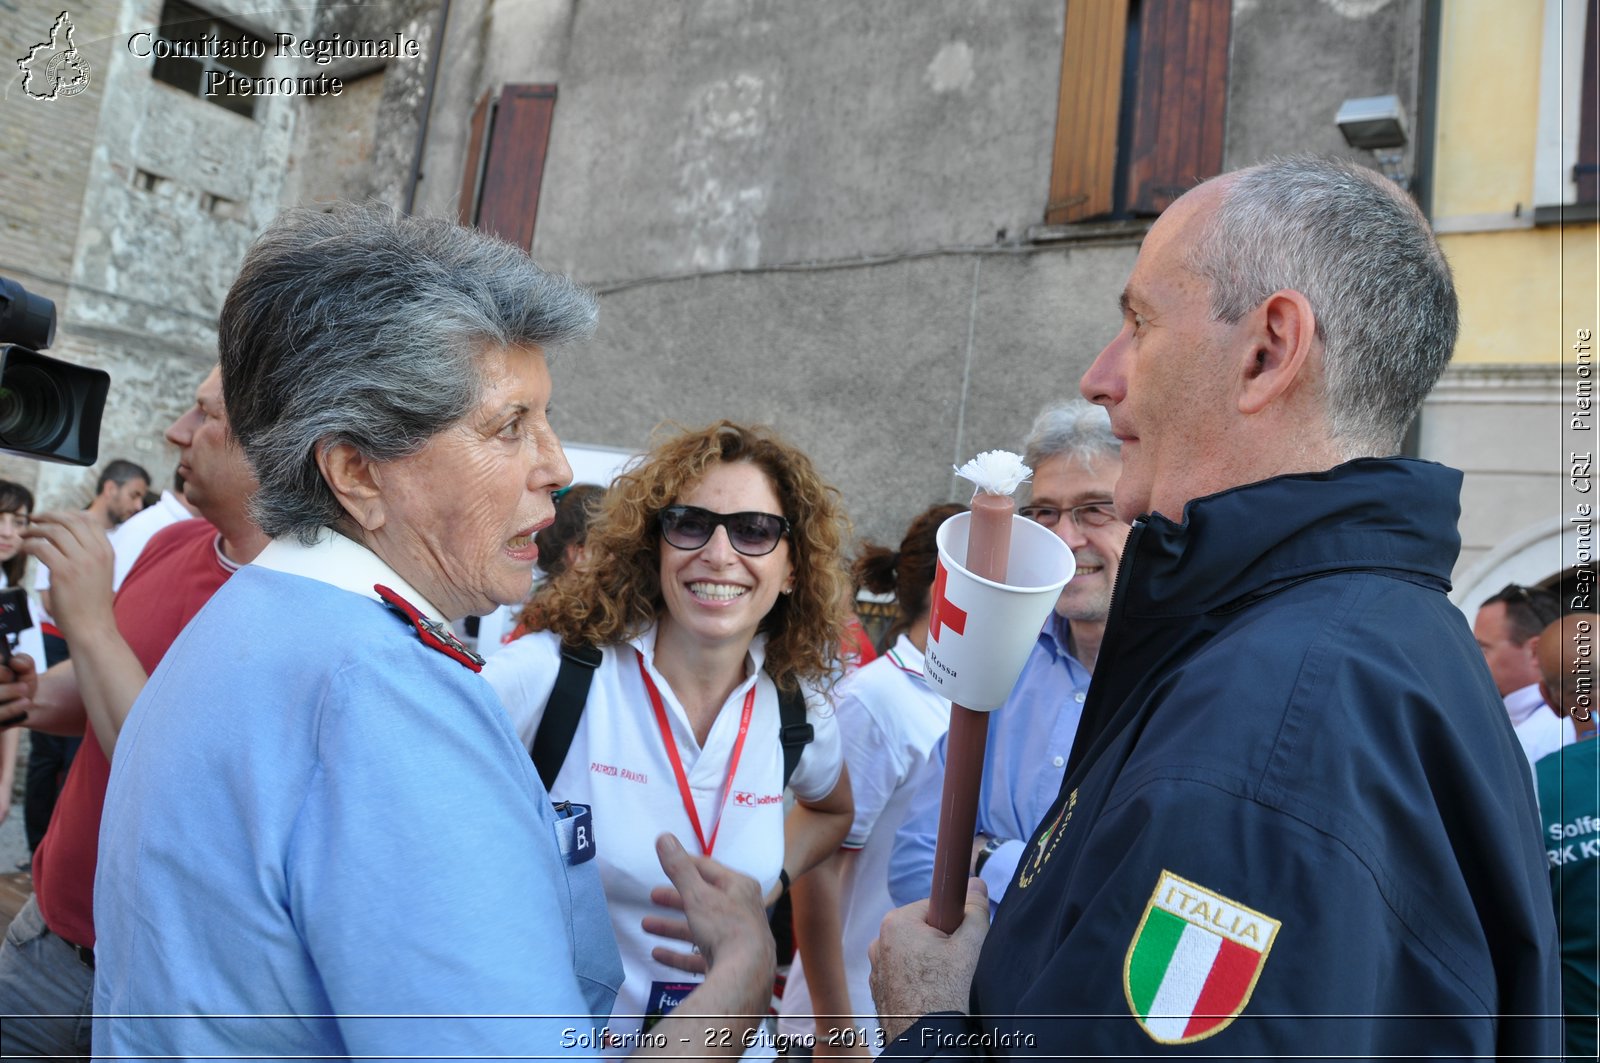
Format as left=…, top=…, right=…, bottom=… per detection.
left=34, top=459, right=151, bottom=628
left=485, top=421, right=855, bottom=1052
left=106, top=468, right=200, bottom=591
left=780, top=502, right=964, bottom=1057
left=1474, top=582, right=1571, bottom=766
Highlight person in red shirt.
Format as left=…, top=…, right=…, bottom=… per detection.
left=0, top=367, right=266, bottom=1058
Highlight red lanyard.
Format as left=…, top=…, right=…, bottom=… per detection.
left=636, top=649, right=755, bottom=857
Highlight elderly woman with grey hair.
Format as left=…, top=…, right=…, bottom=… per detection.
left=90, top=206, right=775, bottom=1058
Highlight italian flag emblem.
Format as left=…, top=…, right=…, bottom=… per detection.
left=1123, top=870, right=1281, bottom=1044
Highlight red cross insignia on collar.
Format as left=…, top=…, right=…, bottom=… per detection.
left=375, top=584, right=485, bottom=673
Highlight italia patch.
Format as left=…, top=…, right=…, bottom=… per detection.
left=1122, top=870, right=1281, bottom=1044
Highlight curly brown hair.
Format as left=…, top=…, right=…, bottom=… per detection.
left=517, top=483, right=607, bottom=635
left=540, top=421, right=852, bottom=691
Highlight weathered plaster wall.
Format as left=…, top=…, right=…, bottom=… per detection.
left=418, top=0, right=1421, bottom=546
left=531, top=0, right=1063, bottom=283
left=1225, top=0, right=1424, bottom=173
left=6, top=0, right=1437, bottom=553
left=548, top=247, right=1131, bottom=540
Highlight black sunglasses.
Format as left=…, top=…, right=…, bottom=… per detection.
left=659, top=504, right=791, bottom=557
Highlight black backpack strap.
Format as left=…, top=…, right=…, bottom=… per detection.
left=775, top=677, right=814, bottom=790
left=530, top=643, right=603, bottom=791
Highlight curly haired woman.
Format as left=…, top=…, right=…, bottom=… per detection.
left=485, top=421, right=854, bottom=1050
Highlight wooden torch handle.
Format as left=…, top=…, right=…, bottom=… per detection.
left=927, top=492, right=1012, bottom=932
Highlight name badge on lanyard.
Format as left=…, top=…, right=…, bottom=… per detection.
left=642, top=980, right=700, bottom=1031
left=552, top=801, right=596, bottom=865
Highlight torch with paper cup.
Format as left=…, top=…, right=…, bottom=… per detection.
left=924, top=451, right=1074, bottom=932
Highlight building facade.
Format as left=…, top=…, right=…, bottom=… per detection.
left=2, top=0, right=1594, bottom=579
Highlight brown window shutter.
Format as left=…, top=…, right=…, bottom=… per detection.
left=458, top=90, right=492, bottom=226
left=1578, top=0, right=1598, bottom=204
left=473, top=84, right=558, bottom=250
left=1046, top=0, right=1131, bottom=225
left=1124, top=0, right=1230, bottom=216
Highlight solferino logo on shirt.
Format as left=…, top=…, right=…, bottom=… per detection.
left=1123, top=870, right=1281, bottom=1045
left=730, top=791, right=782, bottom=807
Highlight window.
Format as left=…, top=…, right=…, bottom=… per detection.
left=1582, top=0, right=1599, bottom=204
left=1535, top=0, right=1597, bottom=214
left=1045, top=0, right=1231, bottom=225
left=148, top=0, right=269, bottom=119
left=458, top=85, right=558, bottom=251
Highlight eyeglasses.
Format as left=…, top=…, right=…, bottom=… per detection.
left=659, top=504, right=791, bottom=557
left=1018, top=500, right=1119, bottom=531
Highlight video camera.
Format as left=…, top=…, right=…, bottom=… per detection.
left=0, top=277, right=109, bottom=466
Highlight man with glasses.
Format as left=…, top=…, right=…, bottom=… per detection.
left=888, top=399, right=1126, bottom=912
left=1474, top=582, right=1570, bottom=767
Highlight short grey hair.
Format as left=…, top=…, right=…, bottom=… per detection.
left=1022, top=398, right=1120, bottom=474
left=1187, top=156, right=1458, bottom=456
left=218, top=204, right=596, bottom=543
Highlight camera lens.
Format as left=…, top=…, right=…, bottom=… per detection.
left=0, top=364, right=68, bottom=450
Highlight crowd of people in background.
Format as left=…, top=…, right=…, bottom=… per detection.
left=0, top=155, right=1589, bottom=1060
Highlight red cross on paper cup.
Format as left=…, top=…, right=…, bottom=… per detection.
left=923, top=511, right=1075, bottom=711
left=928, top=560, right=968, bottom=641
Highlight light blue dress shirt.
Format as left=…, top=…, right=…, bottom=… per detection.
left=94, top=551, right=620, bottom=1058
left=888, top=611, right=1091, bottom=909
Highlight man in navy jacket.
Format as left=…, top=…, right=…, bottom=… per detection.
left=869, top=157, right=1560, bottom=1058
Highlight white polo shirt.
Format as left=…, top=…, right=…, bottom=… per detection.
left=484, top=624, right=842, bottom=1049
left=777, top=635, right=948, bottom=1053
left=1506, top=682, right=1576, bottom=768
left=108, top=490, right=195, bottom=590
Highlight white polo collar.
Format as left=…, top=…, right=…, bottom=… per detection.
left=251, top=526, right=447, bottom=624
left=1504, top=682, right=1551, bottom=727
left=626, top=622, right=769, bottom=692
left=884, top=633, right=926, bottom=677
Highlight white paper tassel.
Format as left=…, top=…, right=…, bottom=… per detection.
left=953, top=450, right=1032, bottom=498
